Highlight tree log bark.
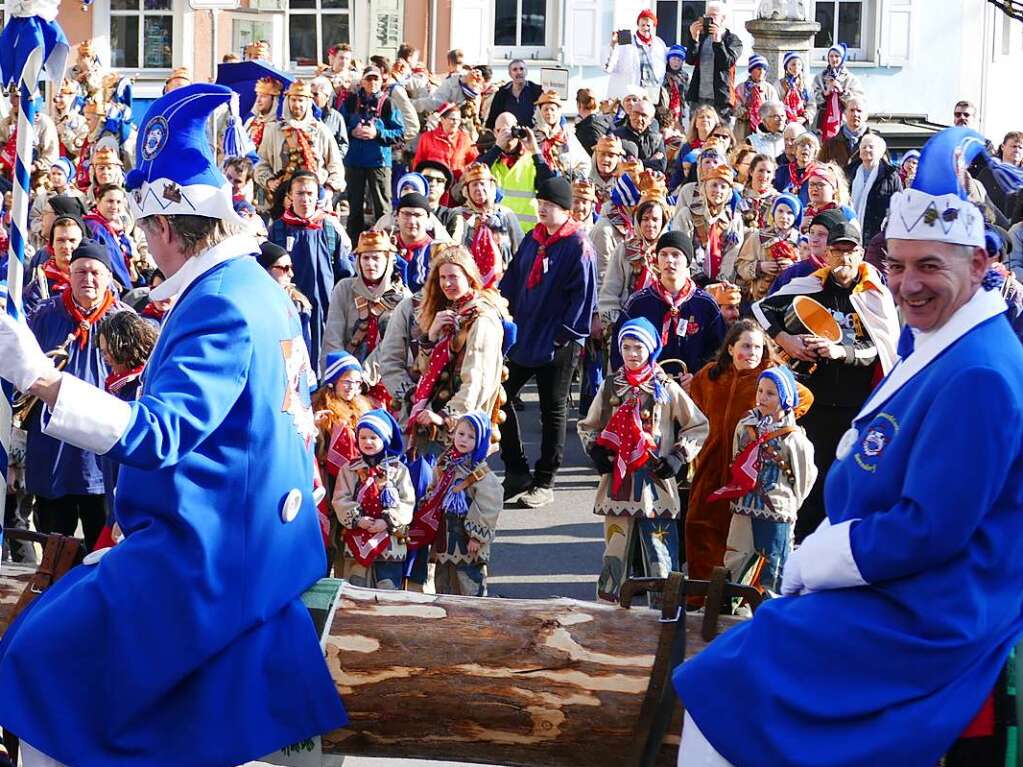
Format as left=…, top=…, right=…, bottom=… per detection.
left=0, top=569, right=745, bottom=767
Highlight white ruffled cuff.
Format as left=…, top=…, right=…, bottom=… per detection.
left=42, top=372, right=132, bottom=455
left=800, top=519, right=867, bottom=591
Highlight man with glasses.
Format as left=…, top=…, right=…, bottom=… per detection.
left=485, top=59, right=543, bottom=130
left=753, top=213, right=899, bottom=541
left=415, top=159, right=459, bottom=239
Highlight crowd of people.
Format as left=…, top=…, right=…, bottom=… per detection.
left=4, top=0, right=1023, bottom=610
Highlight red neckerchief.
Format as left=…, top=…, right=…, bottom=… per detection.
left=747, top=82, right=764, bottom=133
left=142, top=302, right=166, bottom=321
left=498, top=147, right=521, bottom=168
left=527, top=219, right=580, bottom=289
left=821, top=91, right=843, bottom=143
left=668, top=78, right=683, bottom=123
left=281, top=208, right=327, bottom=230
left=395, top=234, right=431, bottom=262
left=540, top=128, right=569, bottom=172
left=62, top=289, right=116, bottom=349
left=85, top=209, right=123, bottom=236
left=624, top=235, right=658, bottom=294
left=782, top=77, right=806, bottom=123
left=695, top=217, right=724, bottom=280
left=596, top=369, right=657, bottom=495
left=635, top=30, right=653, bottom=45
left=652, top=278, right=696, bottom=343
left=407, top=292, right=477, bottom=427
left=326, top=422, right=359, bottom=477
left=105, top=364, right=145, bottom=395
left=406, top=448, right=466, bottom=550
left=787, top=161, right=815, bottom=194
left=468, top=217, right=500, bottom=288
left=42, top=258, right=71, bottom=295
left=342, top=462, right=392, bottom=565
left=248, top=119, right=267, bottom=150
left=75, top=137, right=92, bottom=191
left=0, top=130, right=17, bottom=175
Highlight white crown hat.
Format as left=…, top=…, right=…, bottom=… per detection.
left=885, top=127, right=987, bottom=248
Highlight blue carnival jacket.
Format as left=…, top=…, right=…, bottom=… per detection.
left=676, top=289, right=1023, bottom=767
left=0, top=242, right=347, bottom=766
left=500, top=227, right=597, bottom=367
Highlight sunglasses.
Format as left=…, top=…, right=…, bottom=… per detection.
left=423, top=175, right=447, bottom=185
left=271, top=263, right=294, bottom=273
left=954, top=111, right=972, bottom=118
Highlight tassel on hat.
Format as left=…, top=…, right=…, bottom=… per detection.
left=221, top=92, right=259, bottom=162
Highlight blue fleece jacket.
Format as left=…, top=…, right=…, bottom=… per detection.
left=340, top=89, right=405, bottom=169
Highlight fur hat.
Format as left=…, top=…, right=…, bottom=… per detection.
left=356, top=229, right=397, bottom=254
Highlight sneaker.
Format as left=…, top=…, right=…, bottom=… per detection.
left=503, top=471, right=533, bottom=502
left=518, top=484, right=554, bottom=508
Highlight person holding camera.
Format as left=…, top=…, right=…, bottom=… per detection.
left=476, top=112, right=557, bottom=234
left=604, top=9, right=669, bottom=102
left=685, top=1, right=744, bottom=122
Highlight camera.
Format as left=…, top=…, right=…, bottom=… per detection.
left=511, top=126, right=530, bottom=140
left=702, top=15, right=712, bottom=35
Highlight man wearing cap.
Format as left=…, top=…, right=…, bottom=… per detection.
left=24, top=214, right=86, bottom=315
left=0, top=84, right=346, bottom=766
left=675, top=126, right=1023, bottom=767
left=753, top=214, right=898, bottom=541
left=478, top=112, right=557, bottom=233
left=268, top=169, right=354, bottom=368
left=412, top=101, right=479, bottom=180
left=340, top=66, right=406, bottom=239
left=499, top=177, right=597, bottom=508
left=415, top=159, right=460, bottom=239
left=534, top=90, right=591, bottom=180
left=614, top=230, right=726, bottom=380
left=604, top=9, right=668, bottom=102
left=256, top=79, right=346, bottom=205
left=455, top=163, right=524, bottom=286
left=21, top=241, right=130, bottom=554
left=613, top=98, right=666, bottom=173
left=486, top=60, right=543, bottom=130
left=392, top=191, right=440, bottom=294
left=571, top=179, right=598, bottom=234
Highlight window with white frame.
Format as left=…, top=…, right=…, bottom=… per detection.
left=110, top=0, right=174, bottom=69
left=813, top=0, right=872, bottom=60
left=493, top=0, right=554, bottom=57
left=287, top=0, right=350, bottom=69
left=655, top=1, right=706, bottom=50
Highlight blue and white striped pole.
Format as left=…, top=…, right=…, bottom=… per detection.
left=1, top=44, right=44, bottom=563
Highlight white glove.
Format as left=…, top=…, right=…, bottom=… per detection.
left=781, top=518, right=866, bottom=596
left=0, top=312, right=55, bottom=392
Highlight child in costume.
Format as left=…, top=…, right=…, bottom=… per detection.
left=734, top=193, right=801, bottom=302
left=777, top=52, right=814, bottom=129
left=332, top=409, right=415, bottom=589
left=313, top=351, right=379, bottom=481
left=812, top=43, right=864, bottom=142
left=409, top=411, right=503, bottom=596
left=718, top=366, right=816, bottom=593
left=734, top=55, right=779, bottom=145
left=578, top=317, right=709, bottom=604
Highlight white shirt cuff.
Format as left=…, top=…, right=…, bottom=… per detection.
left=42, top=372, right=132, bottom=455
left=801, top=519, right=867, bottom=591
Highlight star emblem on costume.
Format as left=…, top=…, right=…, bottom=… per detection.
left=651, top=524, right=671, bottom=543
left=280, top=336, right=316, bottom=447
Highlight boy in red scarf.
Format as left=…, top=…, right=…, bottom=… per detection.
left=578, top=317, right=708, bottom=604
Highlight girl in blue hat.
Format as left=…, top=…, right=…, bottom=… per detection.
left=735, top=193, right=802, bottom=302
left=409, top=411, right=503, bottom=596
left=734, top=54, right=780, bottom=145
left=812, top=43, right=864, bottom=141
left=578, top=317, right=709, bottom=604
left=716, top=365, right=817, bottom=593
left=331, top=409, right=415, bottom=588
left=655, top=44, right=689, bottom=130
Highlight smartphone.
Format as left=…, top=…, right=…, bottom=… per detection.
left=616, top=29, right=633, bottom=45
left=702, top=15, right=712, bottom=36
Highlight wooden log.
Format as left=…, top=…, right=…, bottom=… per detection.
left=0, top=570, right=744, bottom=767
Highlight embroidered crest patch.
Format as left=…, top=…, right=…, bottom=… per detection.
left=141, top=116, right=169, bottom=161
left=854, top=412, right=899, bottom=473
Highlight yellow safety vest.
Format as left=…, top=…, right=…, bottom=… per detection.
left=491, top=155, right=538, bottom=233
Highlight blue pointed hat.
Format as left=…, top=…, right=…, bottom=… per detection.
left=885, top=127, right=987, bottom=247
left=125, top=84, right=244, bottom=226
left=458, top=411, right=492, bottom=465
left=357, top=409, right=404, bottom=457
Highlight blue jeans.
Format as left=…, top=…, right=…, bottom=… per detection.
left=750, top=518, right=792, bottom=593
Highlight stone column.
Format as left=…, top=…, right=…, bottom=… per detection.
left=743, top=18, right=821, bottom=84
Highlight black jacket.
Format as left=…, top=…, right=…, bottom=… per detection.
left=485, top=81, right=543, bottom=129
left=858, top=160, right=903, bottom=243
left=575, top=113, right=613, bottom=156
left=613, top=122, right=667, bottom=172
left=685, top=30, right=743, bottom=114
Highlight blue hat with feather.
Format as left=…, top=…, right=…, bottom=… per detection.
left=125, top=84, right=246, bottom=227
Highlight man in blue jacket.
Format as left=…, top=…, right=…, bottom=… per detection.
left=0, top=84, right=346, bottom=767
left=674, top=128, right=1023, bottom=767
left=499, top=177, right=597, bottom=507
left=341, top=65, right=405, bottom=240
